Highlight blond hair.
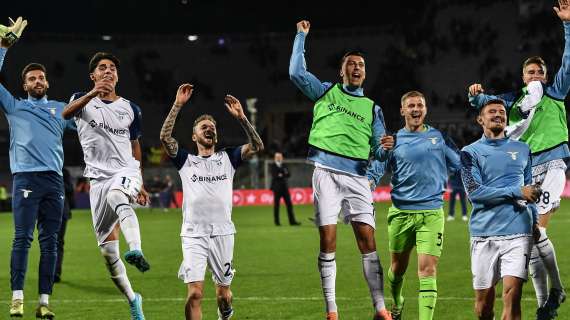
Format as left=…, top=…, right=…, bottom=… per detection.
left=193, top=114, right=216, bottom=132
left=400, top=90, right=425, bottom=106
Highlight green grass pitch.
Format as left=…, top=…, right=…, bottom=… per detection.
left=0, top=200, right=568, bottom=319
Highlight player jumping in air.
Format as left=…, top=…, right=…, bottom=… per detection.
left=289, top=20, right=392, bottom=320
left=62, top=52, right=149, bottom=320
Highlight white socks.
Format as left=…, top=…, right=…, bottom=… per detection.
left=9, top=292, right=48, bottom=308
left=107, top=190, right=142, bottom=251
left=531, top=227, right=564, bottom=307
left=536, top=227, right=563, bottom=290
left=12, top=290, right=23, bottom=301
left=362, top=251, right=386, bottom=312
left=318, top=252, right=337, bottom=313
left=530, top=245, right=548, bottom=306
left=100, top=240, right=136, bottom=302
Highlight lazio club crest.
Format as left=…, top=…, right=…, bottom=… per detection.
left=507, top=151, right=518, bottom=160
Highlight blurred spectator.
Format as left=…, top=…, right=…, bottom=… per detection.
left=147, top=146, right=165, bottom=166
left=270, top=152, right=300, bottom=226
left=447, top=171, right=467, bottom=222
left=75, top=177, right=90, bottom=193
left=161, top=175, right=179, bottom=209
left=147, top=175, right=166, bottom=210
left=0, top=183, right=8, bottom=212
left=55, top=168, right=75, bottom=282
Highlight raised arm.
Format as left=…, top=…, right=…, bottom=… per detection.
left=0, top=17, right=29, bottom=114
left=0, top=16, right=27, bottom=48
left=289, top=20, right=329, bottom=101
left=0, top=48, right=16, bottom=114
left=224, top=94, right=264, bottom=160
left=547, top=0, right=570, bottom=98
left=62, top=81, right=113, bottom=119
left=160, top=84, right=193, bottom=157
left=467, top=83, right=518, bottom=110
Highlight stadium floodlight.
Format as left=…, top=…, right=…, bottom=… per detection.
left=101, top=35, right=112, bottom=41
left=187, top=35, right=198, bottom=41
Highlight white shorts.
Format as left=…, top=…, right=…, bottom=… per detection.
left=470, top=235, right=532, bottom=290
left=178, top=234, right=235, bottom=286
left=312, top=167, right=375, bottom=228
left=532, top=159, right=567, bottom=215
left=89, top=168, right=142, bottom=245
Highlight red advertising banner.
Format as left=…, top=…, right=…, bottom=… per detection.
left=175, top=186, right=391, bottom=207
left=173, top=181, right=570, bottom=207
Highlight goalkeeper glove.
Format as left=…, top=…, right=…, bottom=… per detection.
left=0, top=17, right=28, bottom=47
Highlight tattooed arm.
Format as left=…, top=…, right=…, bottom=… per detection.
left=224, top=94, right=264, bottom=160
left=160, top=84, right=193, bottom=157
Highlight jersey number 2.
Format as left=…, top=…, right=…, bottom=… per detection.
left=224, top=262, right=233, bottom=277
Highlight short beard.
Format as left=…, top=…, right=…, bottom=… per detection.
left=489, top=125, right=505, bottom=136
left=28, top=89, right=46, bottom=99
left=197, top=137, right=216, bottom=148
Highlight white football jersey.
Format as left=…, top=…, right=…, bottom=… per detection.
left=172, top=147, right=243, bottom=237
left=72, top=93, right=142, bottom=179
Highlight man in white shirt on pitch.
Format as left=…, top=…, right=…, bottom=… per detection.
left=160, top=83, right=264, bottom=320
left=63, top=52, right=150, bottom=320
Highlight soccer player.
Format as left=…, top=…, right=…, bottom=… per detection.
left=0, top=17, right=72, bottom=319
left=289, top=20, right=392, bottom=320
left=461, top=99, right=541, bottom=320
left=159, top=84, right=264, bottom=320
left=62, top=52, right=149, bottom=320
left=374, top=91, right=460, bottom=320
left=467, top=2, right=570, bottom=317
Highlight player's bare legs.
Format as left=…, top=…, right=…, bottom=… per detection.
left=186, top=282, right=204, bottom=320
left=475, top=287, right=496, bottom=320
left=418, top=254, right=438, bottom=278
left=351, top=222, right=389, bottom=319
left=318, top=225, right=338, bottom=319
left=501, top=276, right=524, bottom=320
left=215, top=285, right=233, bottom=320
left=539, top=212, right=553, bottom=228
left=351, top=222, right=376, bottom=254
left=319, top=225, right=337, bottom=253
left=390, top=251, right=412, bottom=276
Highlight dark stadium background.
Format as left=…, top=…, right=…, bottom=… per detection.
left=0, top=0, right=567, bottom=190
